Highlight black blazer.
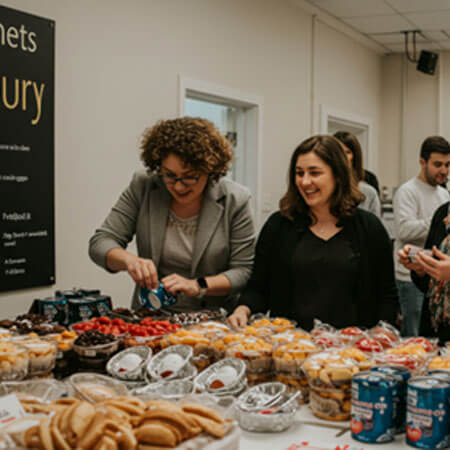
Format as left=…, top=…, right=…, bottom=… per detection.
left=239, top=208, right=398, bottom=329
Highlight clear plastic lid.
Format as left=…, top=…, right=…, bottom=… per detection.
left=273, top=340, right=318, bottom=360
left=147, top=344, right=192, bottom=381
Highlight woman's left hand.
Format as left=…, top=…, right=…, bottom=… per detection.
left=416, top=246, right=450, bottom=281
left=161, top=274, right=200, bottom=297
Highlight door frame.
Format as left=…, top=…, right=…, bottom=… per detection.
left=178, top=75, right=264, bottom=226
left=320, top=104, right=377, bottom=173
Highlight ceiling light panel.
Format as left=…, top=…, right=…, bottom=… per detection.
left=384, top=42, right=442, bottom=52
left=341, top=14, right=414, bottom=34
left=308, top=0, right=394, bottom=17
left=405, top=10, right=450, bottom=29
left=421, top=31, right=449, bottom=41
left=385, top=0, right=450, bottom=13
left=368, top=33, right=426, bottom=44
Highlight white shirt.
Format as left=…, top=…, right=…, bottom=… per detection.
left=393, top=176, right=449, bottom=281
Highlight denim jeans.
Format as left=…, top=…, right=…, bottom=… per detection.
left=396, top=280, right=424, bottom=337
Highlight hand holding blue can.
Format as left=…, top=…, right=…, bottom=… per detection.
left=139, top=282, right=177, bottom=310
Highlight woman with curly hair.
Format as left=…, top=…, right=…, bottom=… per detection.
left=89, top=117, right=255, bottom=312
left=228, top=135, right=398, bottom=329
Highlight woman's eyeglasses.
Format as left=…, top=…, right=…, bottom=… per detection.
left=159, top=172, right=201, bottom=186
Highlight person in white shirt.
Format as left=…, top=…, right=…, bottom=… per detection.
left=334, top=131, right=381, bottom=218
left=394, top=136, right=450, bottom=336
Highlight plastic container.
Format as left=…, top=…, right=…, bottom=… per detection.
left=194, top=357, right=246, bottom=395
left=11, top=338, right=56, bottom=376
left=133, top=379, right=194, bottom=401
left=0, top=342, right=28, bottom=381
left=161, top=329, right=212, bottom=370
left=147, top=344, right=192, bottom=381
left=72, top=338, right=119, bottom=368
left=225, top=338, right=273, bottom=384
left=235, top=382, right=299, bottom=432
left=273, top=340, right=318, bottom=402
left=106, top=345, right=152, bottom=381
left=303, top=350, right=359, bottom=420
left=68, top=372, right=128, bottom=402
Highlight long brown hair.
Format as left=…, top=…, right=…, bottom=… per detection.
left=279, top=135, right=364, bottom=222
left=333, top=131, right=364, bottom=182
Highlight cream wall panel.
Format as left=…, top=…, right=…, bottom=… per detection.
left=314, top=21, right=382, bottom=174
left=0, top=0, right=311, bottom=314
left=379, top=54, right=402, bottom=188
left=403, top=58, right=439, bottom=181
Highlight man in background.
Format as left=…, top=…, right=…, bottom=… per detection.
left=394, top=136, right=450, bottom=336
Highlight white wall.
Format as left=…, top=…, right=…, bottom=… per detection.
left=314, top=20, right=382, bottom=173
left=0, top=0, right=384, bottom=315
left=380, top=53, right=444, bottom=188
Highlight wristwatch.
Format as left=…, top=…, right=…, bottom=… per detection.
left=196, top=277, right=208, bottom=299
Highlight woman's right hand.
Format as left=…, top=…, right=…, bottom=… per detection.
left=125, top=254, right=158, bottom=290
left=227, top=305, right=251, bottom=329
left=397, top=245, right=425, bottom=277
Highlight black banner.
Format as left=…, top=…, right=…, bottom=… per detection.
left=0, top=6, right=55, bottom=291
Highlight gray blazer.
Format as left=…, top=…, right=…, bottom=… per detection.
left=89, top=171, right=256, bottom=311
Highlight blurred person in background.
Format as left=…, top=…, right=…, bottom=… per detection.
left=398, top=201, right=450, bottom=343
left=393, top=136, right=450, bottom=337
left=334, top=131, right=381, bottom=217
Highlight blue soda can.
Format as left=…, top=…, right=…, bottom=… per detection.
left=406, top=376, right=450, bottom=449
left=351, top=371, right=397, bottom=443
left=371, top=365, right=411, bottom=433
left=139, top=282, right=177, bottom=310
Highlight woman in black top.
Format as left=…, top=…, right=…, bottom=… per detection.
left=399, top=202, right=450, bottom=343
left=228, top=135, right=398, bottom=330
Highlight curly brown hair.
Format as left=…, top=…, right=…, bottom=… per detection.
left=279, top=135, right=364, bottom=222
left=140, top=117, right=233, bottom=182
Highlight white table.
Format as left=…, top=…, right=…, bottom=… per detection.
left=239, top=406, right=411, bottom=449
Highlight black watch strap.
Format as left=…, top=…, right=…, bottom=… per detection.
left=196, top=277, right=208, bottom=298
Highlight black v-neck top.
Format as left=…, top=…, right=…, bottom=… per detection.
left=292, top=229, right=358, bottom=330
left=239, top=209, right=398, bottom=329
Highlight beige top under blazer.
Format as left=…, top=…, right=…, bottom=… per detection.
left=89, top=171, right=256, bottom=311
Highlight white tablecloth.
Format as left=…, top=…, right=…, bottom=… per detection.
left=239, top=406, right=411, bottom=449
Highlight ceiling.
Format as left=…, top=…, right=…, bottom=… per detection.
left=304, top=0, right=450, bottom=53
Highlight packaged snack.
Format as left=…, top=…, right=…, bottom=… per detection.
left=273, top=340, right=318, bottom=402
left=310, top=319, right=336, bottom=337
left=338, top=326, right=365, bottom=345
left=161, top=329, right=211, bottom=371
left=251, top=317, right=296, bottom=333
left=303, top=350, right=359, bottom=420
left=10, top=338, right=56, bottom=376
left=338, top=347, right=373, bottom=370
left=271, top=329, right=311, bottom=346
left=313, top=332, right=343, bottom=349
left=0, top=341, right=29, bottom=381
left=225, top=338, right=273, bottom=385
left=369, top=321, right=400, bottom=349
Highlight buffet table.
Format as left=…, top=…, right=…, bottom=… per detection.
left=240, top=407, right=411, bottom=450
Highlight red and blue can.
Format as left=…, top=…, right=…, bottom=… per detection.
left=140, top=282, right=177, bottom=310
left=351, top=371, right=398, bottom=443
left=371, top=365, right=411, bottom=433
left=406, top=376, right=450, bottom=449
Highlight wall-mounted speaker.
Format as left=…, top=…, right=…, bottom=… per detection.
left=417, top=50, right=438, bottom=75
